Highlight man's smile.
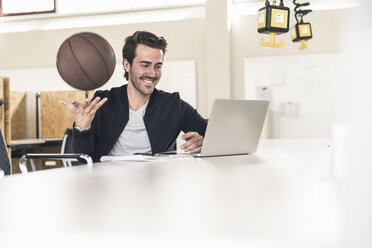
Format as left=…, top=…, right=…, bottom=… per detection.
left=141, top=77, right=157, bottom=85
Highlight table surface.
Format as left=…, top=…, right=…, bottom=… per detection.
left=8, top=138, right=63, bottom=150
left=0, top=139, right=342, bottom=248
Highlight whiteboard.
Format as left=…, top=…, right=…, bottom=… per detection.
left=244, top=53, right=347, bottom=138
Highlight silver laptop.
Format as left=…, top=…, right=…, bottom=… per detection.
left=194, top=99, right=269, bottom=157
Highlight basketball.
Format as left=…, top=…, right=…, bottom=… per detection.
left=56, top=32, right=116, bottom=90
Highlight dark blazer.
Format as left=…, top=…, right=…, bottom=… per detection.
left=72, top=84, right=208, bottom=162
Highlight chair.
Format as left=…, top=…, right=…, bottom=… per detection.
left=61, top=128, right=73, bottom=167
left=18, top=128, right=92, bottom=174
left=19, top=153, right=93, bottom=174
left=0, top=126, right=11, bottom=176
left=60, top=128, right=82, bottom=167
left=0, top=125, right=93, bottom=175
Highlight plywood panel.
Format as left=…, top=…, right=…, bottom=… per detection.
left=3, top=77, right=10, bottom=145
left=40, top=90, right=93, bottom=138
left=10, top=91, right=26, bottom=139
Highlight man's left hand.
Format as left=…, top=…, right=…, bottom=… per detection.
left=181, top=132, right=204, bottom=153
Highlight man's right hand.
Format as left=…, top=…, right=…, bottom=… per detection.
left=59, top=96, right=108, bottom=131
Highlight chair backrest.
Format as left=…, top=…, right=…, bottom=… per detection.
left=0, top=127, right=11, bottom=175
left=61, top=128, right=73, bottom=153
left=61, top=128, right=73, bottom=167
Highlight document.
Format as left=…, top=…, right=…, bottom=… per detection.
left=100, top=154, right=190, bottom=162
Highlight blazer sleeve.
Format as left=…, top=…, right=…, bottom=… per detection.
left=179, top=99, right=208, bottom=136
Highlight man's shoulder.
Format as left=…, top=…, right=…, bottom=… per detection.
left=154, top=88, right=180, bottom=100
left=152, top=88, right=194, bottom=111
left=95, top=85, right=126, bottom=98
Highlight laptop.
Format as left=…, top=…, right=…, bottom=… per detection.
left=193, top=99, right=269, bottom=157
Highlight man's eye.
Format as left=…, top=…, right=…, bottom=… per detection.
left=142, top=64, right=149, bottom=68
left=156, top=65, right=162, bottom=69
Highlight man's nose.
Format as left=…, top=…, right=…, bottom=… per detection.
left=146, top=67, right=156, bottom=78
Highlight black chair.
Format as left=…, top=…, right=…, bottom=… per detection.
left=60, top=128, right=83, bottom=167
left=0, top=126, right=92, bottom=176
left=0, top=127, right=11, bottom=176
left=61, top=128, right=73, bottom=153
left=61, top=128, right=73, bottom=167
left=18, top=128, right=91, bottom=174
left=19, top=153, right=92, bottom=174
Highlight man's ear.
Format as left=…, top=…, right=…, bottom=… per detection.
left=123, top=59, right=130, bottom=72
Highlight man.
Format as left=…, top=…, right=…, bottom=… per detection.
left=59, top=31, right=208, bottom=162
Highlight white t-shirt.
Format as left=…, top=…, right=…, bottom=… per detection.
left=109, top=100, right=152, bottom=156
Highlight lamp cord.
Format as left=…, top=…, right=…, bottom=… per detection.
left=293, top=0, right=312, bottom=24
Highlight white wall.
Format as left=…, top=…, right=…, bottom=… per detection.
left=231, top=8, right=351, bottom=100
left=230, top=8, right=352, bottom=138
left=342, top=1, right=372, bottom=247
left=0, top=18, right=207, bottom=112
left=0, top=5, right=354, bottom=139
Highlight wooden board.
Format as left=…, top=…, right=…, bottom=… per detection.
left=40, top=90, right=93, bottom=138
left=4, top=77, right=10, bottom=145
left=0, top=77, right=10, bottom=142
left=9, top=91, right=26, bottom=139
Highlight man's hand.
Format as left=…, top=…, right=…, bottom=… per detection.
left=181, top=131, right=204, bottom=153
left=59, top=96, right=108, bottom=131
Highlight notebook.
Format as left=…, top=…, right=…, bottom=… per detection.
left=193, top=99, right=269, bottom=157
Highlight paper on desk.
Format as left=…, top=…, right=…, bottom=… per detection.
left=100, top=155, right=184, bottom=162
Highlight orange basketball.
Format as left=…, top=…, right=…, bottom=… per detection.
left=56, top=32, right=116, bottom=90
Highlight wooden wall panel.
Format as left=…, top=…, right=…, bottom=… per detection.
left=40, top=90, right=93, bottom=138
left=9, top=91, right=26, bottom=139
left=3, top=77, right=10, bottom=145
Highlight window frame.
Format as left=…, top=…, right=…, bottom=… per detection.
left=0, top=0, right=56, bottom=17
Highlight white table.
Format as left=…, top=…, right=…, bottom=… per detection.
left=0, top=139, right=342, bottom=248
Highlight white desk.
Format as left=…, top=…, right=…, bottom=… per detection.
left=0, top=139, right=341, bottom=248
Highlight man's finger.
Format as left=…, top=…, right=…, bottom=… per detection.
left=71, top=99, right=81, bottom=108
left=86, top=96, right=103, bottom=110
left=181, top=131, right=197, bottom=140
left=183, top=135, right=200, bottom=147
left=81, top=98, right=90, bottom=109
left=90, top=97, right=108, bottom=112
left=59, top=99, right=76, bottom=111
left=190, top=146, right=202, bottom=153
left=181, top=135, right=203, bottom=150
left=183, top=138, right=203, bottom=152
left=181, top=132, right=201, bottom=147
left=58, top=99, right=69, bottom=106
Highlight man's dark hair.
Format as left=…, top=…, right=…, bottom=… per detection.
left=122, top=31, right=168, bottom=81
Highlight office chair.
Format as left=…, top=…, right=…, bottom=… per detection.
left=0, top=126, right=93, bottom=175
left=18, top=128, right=92, bottom=174
left=61, top=128, right=73, bottom=167
left=19, top=153, right=92, bottom=174
left=0, top=126, right=11, bottom=176
left=60, top=128, right=82, bottom=167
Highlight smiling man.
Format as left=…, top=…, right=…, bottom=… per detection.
left=59, top=31, right=208, bottom=162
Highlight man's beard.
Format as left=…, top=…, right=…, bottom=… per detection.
left=129, top=69, right=158, bottom=96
